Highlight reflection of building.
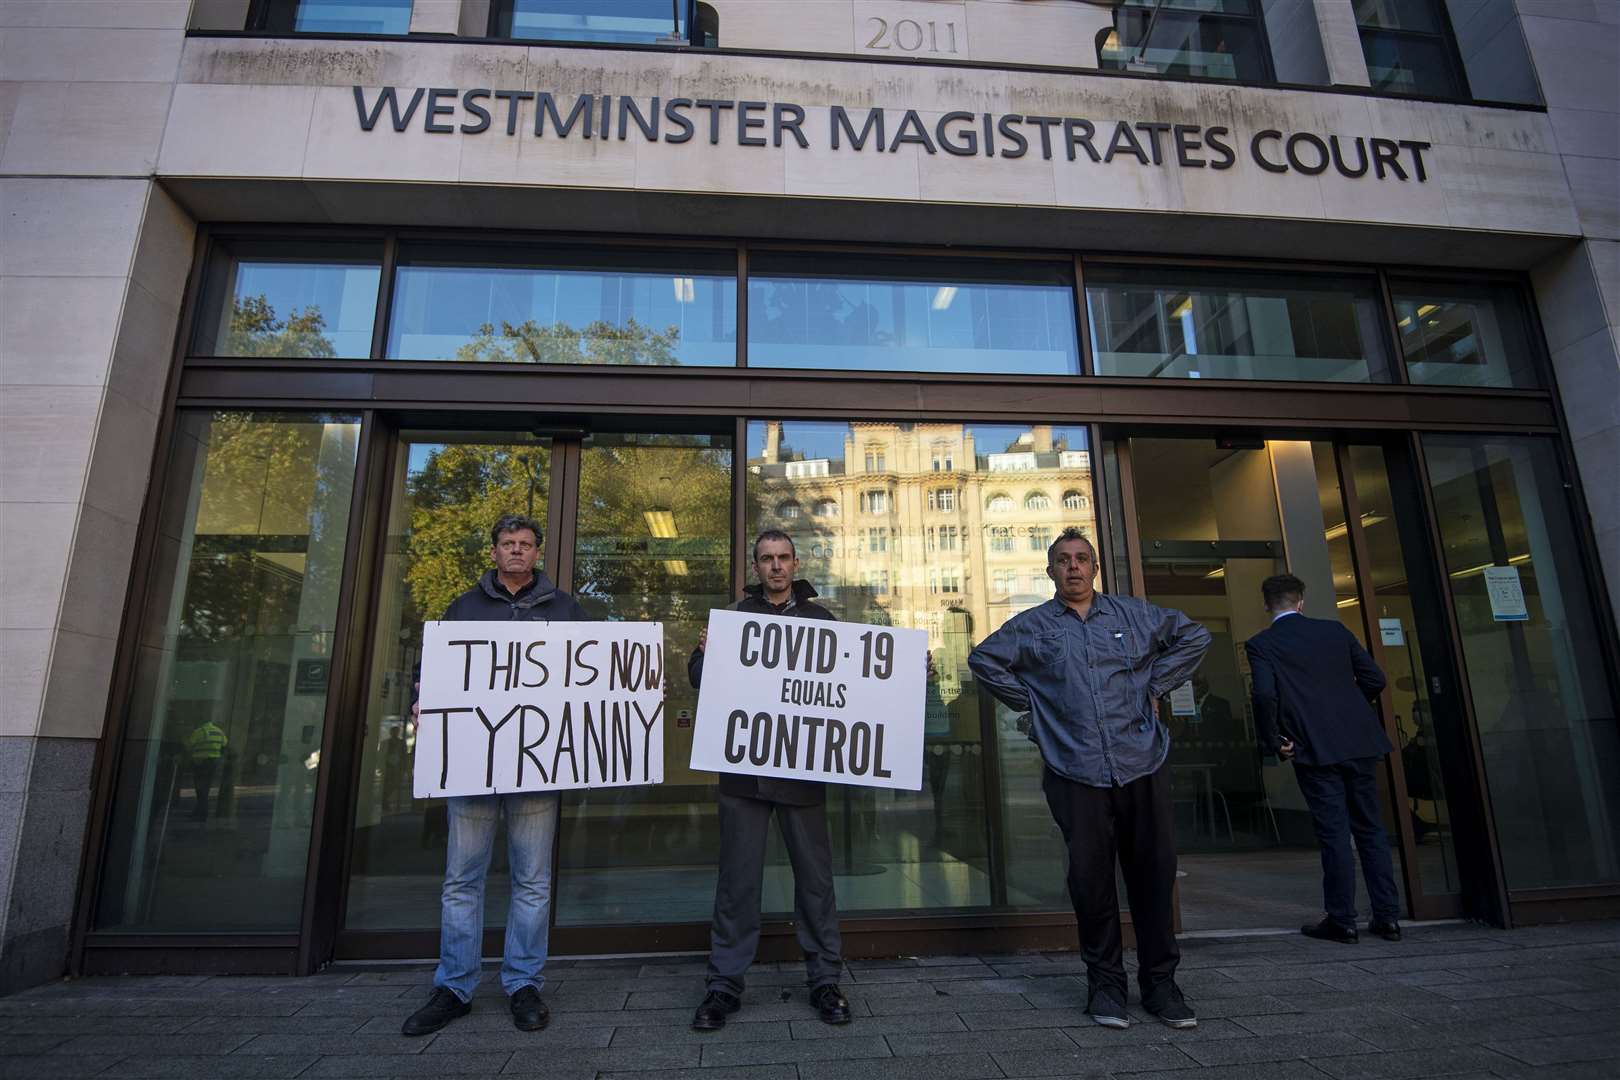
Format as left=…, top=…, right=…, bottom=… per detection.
left=753, top=421, right=1096, bottom=703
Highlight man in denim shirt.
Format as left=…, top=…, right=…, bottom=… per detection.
left=970, top=528, right=1210, bottom=1030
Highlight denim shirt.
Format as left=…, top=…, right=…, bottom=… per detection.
left=968, top=594, right=1212, bottom=788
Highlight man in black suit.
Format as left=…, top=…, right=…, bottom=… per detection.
left=1245, top=573, right=1402, bottom=944
left=686, top=529, right=851, bottom=1032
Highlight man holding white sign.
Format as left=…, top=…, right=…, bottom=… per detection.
left=686, top=530, right=859, bottom=1031
left=402, top=514, right=588, bottom=1038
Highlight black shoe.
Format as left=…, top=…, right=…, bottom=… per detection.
left=1143, top=982, right=1197, bottom=1029
left=510, top=985, right=549, bottom=1031
left=810, top=984, right=852, bottom=1025
left=1087, top=986, right=1129, bottom=1029
left=1302, top=916, right=1359, bottom=944
left=401, top=987, right=470, bottom=1036
left=691, top=990, right=740, bottom=1032
left=1368, top=919, right=1402, bottom=942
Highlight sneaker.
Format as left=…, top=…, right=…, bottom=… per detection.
left=691, top=990, right=741, bottom=1032
left=401, top=987, right=470, bottom=1037
left=810, top=984, right=852, bottom=1025
left=1087, top=986, right=1129, bottom=1029
left=509, top=985, right=549, bottom=1031
left=1368, top=919, right=1402, bottom=942
left=1143, top=982, right=1197, bottom=1029
left=1302, top=915, right=1359, bottom=944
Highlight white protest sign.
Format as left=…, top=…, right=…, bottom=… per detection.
left=413, top=620, right=664, bottom=798
left=1483, top=565, right=1529, bottom=622
left=689, top=609, right=926, bottom=790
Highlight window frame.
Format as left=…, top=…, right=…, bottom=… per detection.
left=489, top=0, right=699, bottom=46
left=1354, top=0, right=1471, bottom=101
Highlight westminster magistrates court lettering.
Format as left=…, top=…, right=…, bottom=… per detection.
left=353, top=87, right=1433, bottom=182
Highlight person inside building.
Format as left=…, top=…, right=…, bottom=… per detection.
left=1245, top=572, right=1402, bottom=945
left=401, top=513, right=588, bottom=1037
left=185, top=718, right=228, bottom=822
left=969, top=527, right=1210, bottom=1031
left=687, top=529, right=852, bottom=1032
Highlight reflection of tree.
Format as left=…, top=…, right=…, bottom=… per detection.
left=755, top=281, right=896, bottom=347
left=455, top=318, right=681, bottom=365
left=224, top=295, right=336, bottom=357
left=404, top=445, right=551, bottom=621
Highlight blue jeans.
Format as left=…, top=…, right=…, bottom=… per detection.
left=1295, top=757, right=1402, bottom=927
left=433, top=793, right=559, bottom=1002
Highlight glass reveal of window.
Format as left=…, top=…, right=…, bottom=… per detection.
left=747, top=254, right=1080, bottom=376
left=1097, top=0, right=1270, bottom=83
left=500, top=0, right=687, bottom=44
left=387, top=246, right=736, bottom=365
left=1086, top=264, right=1392, bottom=382
left=1355, top=0, right=1467, bottom=98
left=195, top=241, right=381, bottom=359
left=1390, top=278, right=1541, bottom=389
left=256, top=0, right=413, bottom=35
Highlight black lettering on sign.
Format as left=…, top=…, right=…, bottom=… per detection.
left=849, top=721, right=872, bottom=776
left=566, top=639, right=600, bottom=686
left=634, top=700, right=661, bottom=782
left=749, top=709, right=771, bottom=766
left=353, top=86, right=424, bottom=132
left=522, top=640, right=549, bottom=687
left=517, top=705, right=550, bottom=786
left=420, top=707, right=475, bottom=788
left=774, top=710, right=801, bottom=768
left=552, top=707, right=578, bottom=785
left=725, top=709, right=748, bottom=764
left=823, top=717, right=848, bottom=773
left=874, top=723, right=893, bottom=779
left=476, top=704, right=521, bottom=788
left=448, top=639, right=487, bottom=692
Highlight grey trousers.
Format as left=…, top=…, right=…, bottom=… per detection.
left=706, top=793, right=844, bottom=995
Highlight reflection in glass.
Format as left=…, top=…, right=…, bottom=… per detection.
left=749, top=420, right=1099, bottom=912
left=501, top=0, right=687, bottom=44
left=747, top=255, right=1079, bottom=375
left=1391, top=278, right=1540, bottom=389
left=255, top=0, right=413, bottom=35
left=1087, top=265, right=1392, bottom=382
left=194, top=241, right=381, bottom=359
left=555, top=433, right=732, bottom=924
left=1098, top=0, right=1269, bottom=82
left=96, top=411, right=360, bottom=931
left=387, top=247, right=735, bottom=365
left=1355, top=0, right=1465, bottom=98
left=345, top=433, right=553, bottom=930
left=1422, top=435, right=1620, bottom=890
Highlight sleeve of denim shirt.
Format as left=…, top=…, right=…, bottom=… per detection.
left=968, top=618, right=1032, bottom=713
left=1145, top=603, right=1212, bottom=697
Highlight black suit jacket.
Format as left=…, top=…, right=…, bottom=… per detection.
left=689, top=580, right=831, bottom=807
left=1244, top=613, right=1391, bottom=767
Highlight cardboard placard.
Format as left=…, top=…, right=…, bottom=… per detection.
left=413, top=620, right=664, bottom=798
left=689, top=609, right=926, bottom=790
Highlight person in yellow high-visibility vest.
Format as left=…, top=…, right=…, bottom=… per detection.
left=186, top=720, right=227, bottom=822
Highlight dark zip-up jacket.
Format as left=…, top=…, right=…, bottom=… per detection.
left=689, top=580, right=831, bottom=807
left=443, top=568, right=588, bottom=624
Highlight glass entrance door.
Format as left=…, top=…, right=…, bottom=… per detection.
left=1122, top=436, right=1462, bottom=929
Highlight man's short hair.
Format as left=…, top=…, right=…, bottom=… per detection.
left=1047, top=526, right=1099, bottom=569
left=1261, top=573, right=1306, bottom=611
left=752, top=528, right=796, bottom=562
left=490, top=513, right=543, bottom=547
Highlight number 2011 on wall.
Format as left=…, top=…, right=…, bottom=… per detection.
left=866, top=17, right=959, bottom=54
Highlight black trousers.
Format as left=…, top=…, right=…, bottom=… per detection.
left=1042, top=764, right=1179, bottom=1000
left=706, top=793, right=843, bottom=996
left=1294, top=757, right=1402, bottom=927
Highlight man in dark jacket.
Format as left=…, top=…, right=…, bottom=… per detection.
left=403, top=514, right=588, bottom=1038
left=1244, top=573, right=1401, bottom=945
left=687, top=529, right=851, bottom=1032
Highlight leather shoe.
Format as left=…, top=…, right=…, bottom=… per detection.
left=1302, top=916, right=1358, bottom=944
left=401, top=987, right=469, bottom=1036
left=509, top=985, right=549, bottom=1031
left=1368, top=919, right=1402, bottom=942
left=691, top=990, right=740, bottom=1032
left=810, top=984, right=852, bottom=1025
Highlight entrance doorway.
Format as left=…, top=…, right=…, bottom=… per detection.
left=1120, top=436, right=1464, bottom=929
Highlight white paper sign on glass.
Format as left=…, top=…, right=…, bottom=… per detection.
left=689, top=609, right=926, bottom=791
left=1483, top=565, right=1529, bottom=622
left=413, top=620, right=665, bottom=798
left=1169, top=681, right=1197, bottom=717
left=1379, top=618, right=1405, bottom=646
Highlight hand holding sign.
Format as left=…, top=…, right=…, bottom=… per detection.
left=689, top=609, right=927, bottom=790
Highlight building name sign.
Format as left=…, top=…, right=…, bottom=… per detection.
left=354, top=87, right=1433, bottom=182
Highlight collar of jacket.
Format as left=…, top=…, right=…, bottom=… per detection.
left=743, top=578, right=820, bottom=608
left=478, top=568, right=558, bottom=609
left=1041, top=592, right=1117, bottom=621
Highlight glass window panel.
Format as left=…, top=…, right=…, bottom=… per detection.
left=1390, top=278, right=1541, bottom=389
left=1422, top=435, right=1620, bottom=891
left=1361, top=31, right=1464, bottom=97
left=1101, top=9, right=1270, bottom=82
left=1354, top=0, right=1443, bottom=33
left=748, top=420, right=1100, bottom=913
left=503, top=0, right=684, bottom=44
left=387, top=246, right=736, bottom=366
left=96, top=411, right=361, bottom=932
left=1086, top=265, right=1393, bottom=382
left=747, top=255, right=1079, bottom=376
left=194, top=241, right=381, bottom=359
left=556, top=433, right=732, bottom=924
left=258, top=0, right=413, bottom=34
left=345, top=432, right=553, bottom=930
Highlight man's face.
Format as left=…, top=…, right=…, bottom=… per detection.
left=1047, top=538, right=1098, bottom=602
left=753, top=537, right=798, bottom=594
left=491, top=528, right=540, bottom=578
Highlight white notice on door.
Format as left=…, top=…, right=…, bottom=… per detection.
left=1379, top=618, right=1405, bottom=646
left=1169, top=681, right=1197, bottom=717
left=1483, top=565, right=1529, bottom=622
